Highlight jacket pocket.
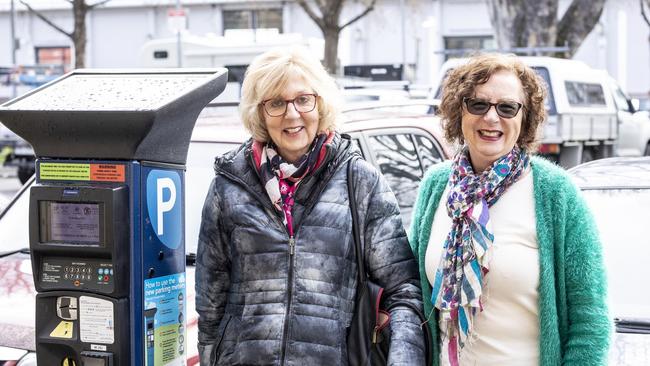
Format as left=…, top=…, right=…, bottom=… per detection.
left=210, top=313, right=233, bottom=366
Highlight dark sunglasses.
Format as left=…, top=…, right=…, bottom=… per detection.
left=463, top=97, right=523, bottom=119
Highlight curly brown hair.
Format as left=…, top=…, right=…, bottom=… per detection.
left=439, top=53, right=548, bottom=152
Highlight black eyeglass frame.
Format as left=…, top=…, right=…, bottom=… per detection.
left=260, top=93, right=319, bottom=117
left=462, top=97, right=524, bottom=119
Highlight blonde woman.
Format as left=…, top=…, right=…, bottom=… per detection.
left=195, top=47, right=426, bottom=365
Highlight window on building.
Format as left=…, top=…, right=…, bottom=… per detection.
left=223, top=8, right=283, bottom=33
left=35, top=46, right=71, bottom=68
left=443, top=36, right=495, bottom=60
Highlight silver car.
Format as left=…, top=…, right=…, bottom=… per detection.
left=569, top=157, right=650, bottom=365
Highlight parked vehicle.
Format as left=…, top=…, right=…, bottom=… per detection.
left=607, top=77, right=650, bottom=157
left=0, top=64, right=66, bottom=184
left=0, top=103, right=451, bottom=364
left=341, top=87, right=411, bottom=104
left=569, top=156, right=650, bottom=365
left=433, top=56, right=620, bottom=168
left=0, top=123, right=34, bottom=184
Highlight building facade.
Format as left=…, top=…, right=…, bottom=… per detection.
left=0, top=0, right=648, bottom=98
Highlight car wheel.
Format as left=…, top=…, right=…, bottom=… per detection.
left=644, top=143, right=650, bottom=156
left=18, top=166, right=34, bottom=184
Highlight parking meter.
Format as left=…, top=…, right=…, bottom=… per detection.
left=0, top=69, right=227, bottom=366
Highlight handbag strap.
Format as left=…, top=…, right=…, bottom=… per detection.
left=348, top=156, right=434, bottom=364
left=347, top=156, right=366, bottom=284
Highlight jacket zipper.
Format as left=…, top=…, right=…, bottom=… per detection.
left=217, top=169, right=297, bottom=365
left=279, top=235, right=296, bottom=365
left=217, top=152, right=355, bottom=365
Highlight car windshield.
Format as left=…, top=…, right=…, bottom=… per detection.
left=0, top=140, right=240, bottom=255
left=581, top=187, right=650, bottom=320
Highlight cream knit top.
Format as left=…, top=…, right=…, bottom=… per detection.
left=424, top=171, right=540, bottom=366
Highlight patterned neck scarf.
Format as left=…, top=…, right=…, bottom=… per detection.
left=430, top=146, right=530, bottom=365
left=252, top=131, right=334, bottom=236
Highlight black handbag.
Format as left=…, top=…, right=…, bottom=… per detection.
left=345, top=157, right=433, bottom=366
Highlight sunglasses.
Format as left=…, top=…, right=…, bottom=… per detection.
left=463, top=97, right=523, bottom=119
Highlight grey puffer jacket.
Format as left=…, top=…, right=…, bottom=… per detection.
left=196, top=133, right=425, bottom=365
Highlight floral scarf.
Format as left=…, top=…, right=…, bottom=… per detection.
left=252, top=131, right=335, bottom=236
left=430, top=146, right=530, bottom=365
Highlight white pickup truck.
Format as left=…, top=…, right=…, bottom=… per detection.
left=607, top=77, right=650, bottom=157
left=434, top=56, right=626, bottom=168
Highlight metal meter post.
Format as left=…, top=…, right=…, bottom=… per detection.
left=0, top=69, right=227, bottom=366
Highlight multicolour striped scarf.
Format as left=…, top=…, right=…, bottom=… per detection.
left=430, top=146, right=530, bottom=365
left=252, top=131, right=334, bottom=236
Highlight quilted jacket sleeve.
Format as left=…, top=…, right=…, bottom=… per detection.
left=355, top=159, right=426, bottom=365
left=195, top=179, right=231, bottom=366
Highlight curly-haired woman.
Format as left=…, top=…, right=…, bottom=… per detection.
left=409, top=53, right=610, bottom=366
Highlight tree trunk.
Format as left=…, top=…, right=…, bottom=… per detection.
left=72, top=0, right=88, bottom=68
left=487, top=0, right=557, bottom=52
left=323, top=28, right=341, bottom=75
left=487, top=0, right=514, bottom=49
left=488, top=0, right=604, bottom=58
left=556, top=0, right=606, bottom=57
left=296, top=0, right=375, bottom=75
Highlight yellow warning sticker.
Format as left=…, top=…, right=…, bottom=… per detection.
left=50, top=320, right=74, bottom=339
left=40, top=163, right=91, bottom=181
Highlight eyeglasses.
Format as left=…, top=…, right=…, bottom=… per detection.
left=463, top=97, right=523, bottom=119
left=260, top=93, right=318, bottom=117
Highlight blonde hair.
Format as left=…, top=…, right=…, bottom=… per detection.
left=239, top=47, right=341, bottom=142
left=439, top=53, right=548, bottom=152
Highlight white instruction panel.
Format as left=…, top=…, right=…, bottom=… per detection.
left=80, top=296, right=115, bottom=344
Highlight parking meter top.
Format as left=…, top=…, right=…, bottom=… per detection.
left=0, top=69, right=228, bottom=165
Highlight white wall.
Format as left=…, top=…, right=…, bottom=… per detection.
left=0, top=0, right=648, bottom=96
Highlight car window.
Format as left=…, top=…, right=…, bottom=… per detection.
left=612, top=86, right=631, bottom=112
left=565, top=81, right=607, bottom=107
left=414, top=133, right=443, bottom=171
left=581, top=187, right=650, bottom=320
left=366, top=133, right=422, bottom=228
left=530, top=67, right=557, bottom=115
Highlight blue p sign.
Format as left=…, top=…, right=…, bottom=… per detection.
left=146, top=170, right=182, bottom=249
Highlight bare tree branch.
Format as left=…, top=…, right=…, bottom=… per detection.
left=88, top=0, right=111, bottom=9
left=20, top=0, right=72, bottom=38
left=296, top=0, right=377, bottom=73
left=296, top=0, right=326, bottom=30
left=641, top=0, right=650, bottom=27
left=340, top=0, right=377, bottom=30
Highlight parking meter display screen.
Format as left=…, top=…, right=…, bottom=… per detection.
left=40, top=202, right=102, bottom=244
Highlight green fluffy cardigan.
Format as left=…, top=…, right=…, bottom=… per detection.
left=408, top=157, right=610, bottom=366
